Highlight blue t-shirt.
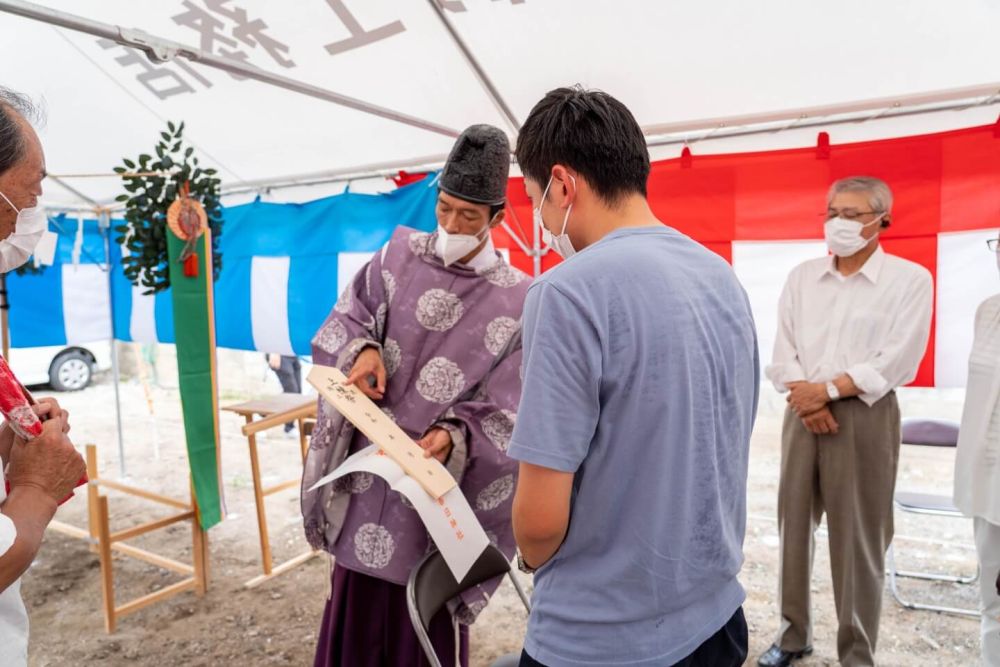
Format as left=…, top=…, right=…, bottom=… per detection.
left=508, top=226, right=759, bottom=667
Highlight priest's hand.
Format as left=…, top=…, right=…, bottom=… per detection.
left=801, top=406, right=839, bottom=435
left=344, top=347, right=386, bottom=400
left=788, top=382, right=829, bottom=417
left=417, top=428, right=453, bottom=464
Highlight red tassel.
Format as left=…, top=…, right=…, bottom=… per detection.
left=816, top=131, right=831, bottom=159
left=184, top=252, right=199, bottom=277
left=680, top=146, right=693, bottom=169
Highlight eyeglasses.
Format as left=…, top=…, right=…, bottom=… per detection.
left=988, top=238, right=999, bottom=253
left=822, top=209, right=884, bottom=222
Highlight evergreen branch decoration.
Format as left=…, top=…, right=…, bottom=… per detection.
left=113, top=121, right=223, bottom=294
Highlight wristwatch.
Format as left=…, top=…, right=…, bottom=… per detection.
left=516, top=551, right=537, bottom=574
left=825, top=381, right=841, bottom=402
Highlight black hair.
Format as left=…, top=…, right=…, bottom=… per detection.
left=0, top=87, right=41, bottom=176
left=515, top=86, right=649, bottom=205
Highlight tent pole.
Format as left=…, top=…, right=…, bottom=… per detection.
left=425, top=0, right=521, bottom=133
left=641, top=81, right=1000, bottom=139
left=48, top=174, right=102, bottom=209
left=0, top=0, right=461, bottom=140
left=100, top=210, right=127, bottom=478
left=216, top=154, right=454, bottom=199
left=84, top=91, right=997, bottom=207
left=214, top=99, right=1000, bottom=202
left=645, top=95, right=1000, bottom=148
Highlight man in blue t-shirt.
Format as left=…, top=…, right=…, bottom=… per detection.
left=508, top=86, right=759, bottom=667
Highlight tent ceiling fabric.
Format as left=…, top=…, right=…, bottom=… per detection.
left=2, top=0, right=1000, bottom=207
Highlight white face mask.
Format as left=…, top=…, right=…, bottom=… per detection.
left=534, top=175, right=576, bottom=259
left=824, top=214, right=883, bottom=258
left=0, top=190, right=47, bottom=273
left=434, top=214, right=496, bottom=267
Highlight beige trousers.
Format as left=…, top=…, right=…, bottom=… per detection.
left=775, top=394, right=900, bottom=667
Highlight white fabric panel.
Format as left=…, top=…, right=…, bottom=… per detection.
left=732, top=241, right=827, bottom=371
left=129, top=284, right=158, bottom=344
left=936, top=230, right=1000, bottom=388
left=250, top=256, right=293, bottom=355
left=61, top=263, right=112, bottom=344
left=337, top=252, right=375, bottom=297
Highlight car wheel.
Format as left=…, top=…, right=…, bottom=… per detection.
left=49, top=351, right=93, bottom=392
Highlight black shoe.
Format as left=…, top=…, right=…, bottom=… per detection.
left=757, top=644, right=813, bottom=667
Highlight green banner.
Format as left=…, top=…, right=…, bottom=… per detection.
left=166, top=230, right=223, bottom=529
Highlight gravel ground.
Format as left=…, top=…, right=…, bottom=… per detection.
left=18, top=346, right=985, bottom=666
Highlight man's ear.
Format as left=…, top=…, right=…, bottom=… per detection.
left=549, top=165, right=576, bottom=208
left=490, top=209, right=506, bottom=229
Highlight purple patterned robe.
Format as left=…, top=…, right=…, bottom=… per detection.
left=301, top=226, right=529, bottom=622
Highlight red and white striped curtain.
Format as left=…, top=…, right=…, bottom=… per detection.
left=494, top=120, right=1000, bottom=388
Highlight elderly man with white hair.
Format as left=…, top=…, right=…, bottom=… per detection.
left=757, top=176, right=934, bottom=667
left=0, top=86, right=86, bottom=667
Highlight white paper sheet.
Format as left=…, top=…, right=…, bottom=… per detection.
left=309, top=445, right=489, bottom=581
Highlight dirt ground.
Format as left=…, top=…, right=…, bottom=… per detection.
left=19, top=345, right=984, bottom=666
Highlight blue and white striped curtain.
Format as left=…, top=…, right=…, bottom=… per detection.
left=8, top=174, right=438, bottom=354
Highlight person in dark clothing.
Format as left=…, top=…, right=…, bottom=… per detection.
left=266, top=353, right=301, bottom=433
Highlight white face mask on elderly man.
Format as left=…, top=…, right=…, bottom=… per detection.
left=823, top=213, right=884, bottom=258
left=535, top=175, right=577, bottom=260
left=0, top=189, right=48, bottom=273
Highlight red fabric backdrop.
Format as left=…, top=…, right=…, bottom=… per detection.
left=404, top=119, right=1000, bottom=387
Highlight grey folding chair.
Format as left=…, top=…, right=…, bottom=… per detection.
left=407, top=545, right=531, bottom=667
left=887, top=418, right=979, bottom=617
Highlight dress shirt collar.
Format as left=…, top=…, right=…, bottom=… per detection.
left=821, top=245, right=886, bottom=284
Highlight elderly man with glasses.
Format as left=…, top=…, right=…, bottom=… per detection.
left=757, top=176, right=934, bottom=667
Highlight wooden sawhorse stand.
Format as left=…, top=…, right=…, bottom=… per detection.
left=222, top=394, right=319, bottom=588
left=49, top=444, right=209, bottom=633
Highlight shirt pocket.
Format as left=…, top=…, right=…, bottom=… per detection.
left=844, top=311, right=882, bottom=352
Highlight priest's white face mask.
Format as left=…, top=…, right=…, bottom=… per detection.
left=435, top=219, right=497, bottom=267
left=434, top=192, right=500, bottom=266
left=0, top=189, right=47, bottom=273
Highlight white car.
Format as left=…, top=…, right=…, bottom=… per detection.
left=6, top=342, right=113, bottom=391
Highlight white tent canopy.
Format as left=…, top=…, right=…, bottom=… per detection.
left=2, top=0, right=999, bottom=209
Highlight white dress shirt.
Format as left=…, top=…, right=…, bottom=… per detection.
left=0, top=460, right=28, bottom=666
left=955, top=294, right=1000, bottom=524
left=766, top=246, right=934, bottom=406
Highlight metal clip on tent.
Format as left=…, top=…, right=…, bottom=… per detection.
left=118, top=27, right=180, bottom=64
